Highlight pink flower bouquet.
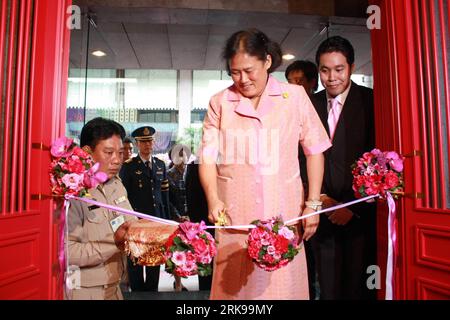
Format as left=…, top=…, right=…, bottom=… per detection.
left=49, top=136, right=107, bottom=197
left=247, top=216, right=300, bottom=272
left=352, top=148, right=404, bottom=199
left=164, top=221, right=217, bottom=277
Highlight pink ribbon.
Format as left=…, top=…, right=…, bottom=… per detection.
left=64, top=192, right=398, bottom=299
left=64, top=194, right=179, bottom=226
left=58, top=200, right=69, bottom=297
left=385, top=192, right=397, bottom=300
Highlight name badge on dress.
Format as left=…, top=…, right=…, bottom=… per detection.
left=110, top=215, right=125, bottom=232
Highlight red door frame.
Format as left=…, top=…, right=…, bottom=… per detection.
left=31, top=0, right=72, bottom=299
left=371, top=0, right=450, bottom=299
left=0, top=0, right=71, bottom=299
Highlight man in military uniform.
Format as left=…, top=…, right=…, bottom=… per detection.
left=119, top=126, right=170, bottom=292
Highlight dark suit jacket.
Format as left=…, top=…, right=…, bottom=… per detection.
left=185, top=163, right=208, bottom=222
left=310, top=81, right=376, bottom=225
left=119, top=155, right=170, bottom=220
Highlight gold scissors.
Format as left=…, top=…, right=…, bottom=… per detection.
left=215, top=209, right=230, bottom=226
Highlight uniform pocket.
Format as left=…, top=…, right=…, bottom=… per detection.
left=86, top=208, right=107, bottom=224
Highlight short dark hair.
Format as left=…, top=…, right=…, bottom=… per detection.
left=223, top=28, right=282, bottom=75
left=123, top=136, right=133, bottom=144
left=284, top=60, right=319, bottom=91
left=315, top=36, right=355, bottom=67
left=80, top=117, right=126, bottom=149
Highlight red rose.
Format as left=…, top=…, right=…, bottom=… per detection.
left=384, top=171, right=399, bottom=189
left=191, top=238, right=208, bottom=255
left=73, top=147, right=89, bottom=158
left=247, top=244, right=260, bottom=259
left=165, top=232, right=178, bottom=250
left=274, top=235, right=289, bottom=253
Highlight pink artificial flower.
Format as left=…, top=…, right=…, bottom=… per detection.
left=384, top=171, right=400, bottom=189
left=66, top=156, right=85, bottom=174
left=84, top=162, right=108, bottom=188
left=61, top=173, right=84, bottom=191
left=365, top=174, right=385, bottom=195
left=371, top=149, right=383, bottom=157
left=261, top=237, right=271, bottom=246
left=278, top=226, right=295, bottom=240
left=247, top=244, right=260, bottom=259
left=175, top=268, right=190, bottom=277
left=354, top=175, right=366, bottom=188
left=179, top=221, right=207, bottom=241
left=267, top=245, right=276, bottom=255
left=273, top=253, right=281, bottom=260
left=200, top=255, right=212, bottom=264
left=73, top=147, right=90, bottom=158
left=51, top=136, right=74, bottom=158
left=274, top=235, right=289, bottom=253
left=191, top=238, right=208, bottom=255
left=389, top=158, right=404, bottom=172
left=385, top=151, right=404, bottom=172
left=184, top=259, right=197, bottom=272
left=247, top=217, right=300, bottom=272
left=172, top=251, right=186, bottom=266
left=165, top=223, right=216, bottom=277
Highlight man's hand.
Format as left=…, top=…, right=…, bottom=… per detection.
left=320, top=194, right=354, bottom=225
left=114, top=220, right=132, bottom=251
left=327, top=208, right=354, bottom=226
left=320, top=194, right=338, bottom=210
left=176, top=215, right=190, bottom=223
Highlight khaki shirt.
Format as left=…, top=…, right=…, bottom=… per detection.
left=68, top=176, right=136, bottom=287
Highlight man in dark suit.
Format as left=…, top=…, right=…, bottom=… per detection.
left=185, top=162, right=213, bottom=291
left=310, top=36, right=376, bottom=299
left=285, top=60, right=320, bottom=300
left=119, top=126, right=170, bottom=292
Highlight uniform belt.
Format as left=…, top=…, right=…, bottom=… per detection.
left=78, top=282, right=120, bottom=290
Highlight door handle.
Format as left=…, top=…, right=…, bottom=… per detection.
left=391, top=191, right=424, bottom=199
left=403, top=150, right=422, bottom=157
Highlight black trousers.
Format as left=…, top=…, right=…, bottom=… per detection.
left=311, top=214, right=376, bottom=300
left=127, top=257, right=160, bottom=291
left=304, top=240, right=318, bottom=299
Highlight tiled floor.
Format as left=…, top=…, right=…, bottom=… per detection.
left=123, top=266, right=208, bottom=300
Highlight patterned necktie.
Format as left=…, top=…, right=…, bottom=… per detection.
left=327, top=98, right=341, bottom=139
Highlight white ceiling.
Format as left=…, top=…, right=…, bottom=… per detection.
left=69, top=6, right=373, bottom=74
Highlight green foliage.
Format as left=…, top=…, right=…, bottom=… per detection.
left=176, top=126, right=202, bottom=154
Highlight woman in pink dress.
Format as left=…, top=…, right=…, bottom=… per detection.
left=199, top=29, right=331, bottom=299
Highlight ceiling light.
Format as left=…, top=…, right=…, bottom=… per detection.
left=92, top=50, right=106, bottom=57
left=282, top=54, right=295, bottom=60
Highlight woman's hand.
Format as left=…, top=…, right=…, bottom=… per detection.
left=301, top=207, right=319, bottom=241
left=207, top=199, right=228, bottom=225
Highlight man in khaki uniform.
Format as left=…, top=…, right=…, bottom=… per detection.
left=67, top=117, right=136, bottom=300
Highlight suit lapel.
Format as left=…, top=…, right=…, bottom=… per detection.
left=340, top=82, right=360, bottom=140
left=312, top=91, right=329, bottom=134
